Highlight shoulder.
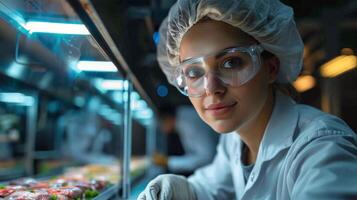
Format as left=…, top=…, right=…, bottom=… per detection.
left=286, top=105, right=357, bottom=170
left=284, top=103, right=356, bottom=161
left=294, top=104, right=355, bottom=140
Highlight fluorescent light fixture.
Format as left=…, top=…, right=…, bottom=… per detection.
left=293, top=75, right=316, bottom=93
left=112, top=91, right=123, bottom=103
left=24, top=21, right=90, bottom=35
left=131, top=92, right=140, bottom=101
left=97, top=79, right=128, bottom=90
left=0, top=93, right=34, bottom=106
left=320, top=55, right=357, bottom=78
left=77, top=61, right=118, bottom=72
left=7, top=61, right=26, bottom=78
left=136, top=100, right=147, bottom=110
left=135, top=108, right=153, bottom=119
left=101, top=80, right=123, bottom=90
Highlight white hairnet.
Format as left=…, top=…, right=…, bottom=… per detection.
left=157, top=0, right=304, bottom=85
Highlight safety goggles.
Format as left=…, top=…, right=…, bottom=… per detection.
left=174, top=44, right=264, bottom=97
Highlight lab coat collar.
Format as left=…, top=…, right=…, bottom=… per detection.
left=258, top=91, right=299, bottom=161
left=231, top=92, right=299, bottom=198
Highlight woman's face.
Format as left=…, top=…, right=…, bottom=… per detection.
left=179, top=20, right=277, bottom=133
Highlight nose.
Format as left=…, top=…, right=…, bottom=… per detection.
left=204, top=72, right=226, bottom=96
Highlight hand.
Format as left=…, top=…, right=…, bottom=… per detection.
left=137, top=174, right=197, bottom=200
left=152, top=152, right=168, bottom=168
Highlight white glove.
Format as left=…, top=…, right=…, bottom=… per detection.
left=137, top=174, right=197, bottom=200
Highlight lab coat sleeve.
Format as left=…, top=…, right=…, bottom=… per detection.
left=289, top=131, right=357, bottom=199
left=187, top=135, right=236, bottom=200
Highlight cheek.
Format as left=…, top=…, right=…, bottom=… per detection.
left=235, top=82, right=268, bottom=110
left=233, top=67, right=271, bottom=113
left=189, top=98, right=202, bottom=113
left=189, top=98, right=210, bottom=124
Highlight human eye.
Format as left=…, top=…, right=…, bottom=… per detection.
left=184, top=66, right=204, bottom=79
left=221, top=57, right=244, bottom=70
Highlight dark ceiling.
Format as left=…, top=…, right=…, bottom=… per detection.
left=86, top=0, right=357, bottom=114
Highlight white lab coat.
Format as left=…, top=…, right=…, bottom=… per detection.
left=188, top=92, right=357, bottom=200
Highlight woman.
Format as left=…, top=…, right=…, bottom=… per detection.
left=138, top=0, right=357, bottom=199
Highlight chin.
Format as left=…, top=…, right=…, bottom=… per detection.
left=209, top=120, right=238, bottom=134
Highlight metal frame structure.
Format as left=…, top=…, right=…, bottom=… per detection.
left=66, top=0, right=158, bottom=116
left=65, top=1, right=158, bottom=199
left=24, top=92, right=38, bottom=176
left=0, top=91, right=38, bottom=179
left=121, top=80, right=133, bottom=199
left=0, top=0, right=156, bottom=198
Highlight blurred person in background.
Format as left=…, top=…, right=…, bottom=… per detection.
left=60, top=97, right=116, bottom=164
left=156, top=106, right=185, bottom=160
left=153, top=105, right=219, bottom=176
left=138, top=0, right=357, bottom=199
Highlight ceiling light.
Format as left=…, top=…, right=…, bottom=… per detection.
left=0, top=93, right=34, bottom=106
left=293, top=75, right=316, bottom=93
left=76, top=61, right=118, bottom=72
left=25, top=21, right=90, bottom=35
left=96, top=79, right=128, bottom=90
left=320, top=55, right=357, bottom=78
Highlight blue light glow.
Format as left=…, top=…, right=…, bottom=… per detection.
left=136, top=100, right=147, bottom=110
left=7, top=61, right=26, bottom=78
left=98, top=80, right=126, bottom=90
left=0, top=93, right=34, bottom=106
left=157, top=85, right=168, bottom=97
left=24, top=21, right=90, bottom=35
left=94, top=79, right=126, bottom=92
left=76, top=61, right=118, bottom=72
left=135, top=108, right=153, bottom=119
left=153, top=32, right=160, bottom=45
left=131, top=92, right=140, bottom=101
left=112, top=91, right=123, bottom=103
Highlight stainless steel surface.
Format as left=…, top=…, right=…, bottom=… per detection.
left=24, top=93, right=38, bottom=176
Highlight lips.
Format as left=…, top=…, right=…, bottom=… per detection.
left=205, top=102, right=237, bottom=110
left=205, top=102, right=237, bottom=116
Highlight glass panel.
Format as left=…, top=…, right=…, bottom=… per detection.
left=0, top=0, right=153, bottom=199
left=130, top=89, right=153, bottom=180
left=0, top=90, right=30, bottom=180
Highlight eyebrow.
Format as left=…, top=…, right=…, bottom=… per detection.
left=180, top=46, right=238, bottom=63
